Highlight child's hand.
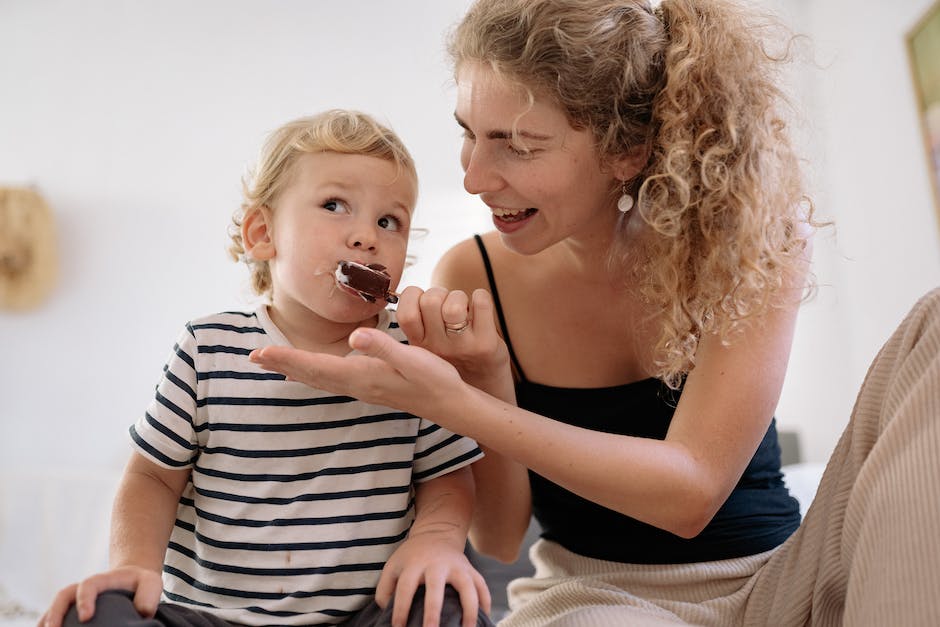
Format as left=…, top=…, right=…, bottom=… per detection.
left=376, top=529, right=491, bottom=627
left=38, top=566, right=162, bottom=627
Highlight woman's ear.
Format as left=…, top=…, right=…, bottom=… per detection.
left=242, top=206, right=276, bottom=260
left=611, top=142, right=652, bottom=181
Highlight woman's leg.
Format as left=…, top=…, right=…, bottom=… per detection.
left=747, top=288, right=940, bottom=626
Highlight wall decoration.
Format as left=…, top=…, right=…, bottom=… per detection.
left=908, top=0, right=940, bottom=219
left=0, top=186, right=58, bottom=310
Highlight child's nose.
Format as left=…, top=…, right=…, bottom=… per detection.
left=347, top=221, right=377, bottom=252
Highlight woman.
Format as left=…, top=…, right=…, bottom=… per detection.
left=252, top=0, right=940, bottom=624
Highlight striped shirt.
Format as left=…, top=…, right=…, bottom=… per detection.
left=130, top=306, right=483, bottom=626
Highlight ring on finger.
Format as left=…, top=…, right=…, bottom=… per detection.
left=444, top=319, right=471, bottom=334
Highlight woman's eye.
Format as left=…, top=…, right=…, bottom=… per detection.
left=323, top=199, right=350, bottom=213
left=508, top=144, right=532, bottom=158
left=377, top=215, right=401, bottom=231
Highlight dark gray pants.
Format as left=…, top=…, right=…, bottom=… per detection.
left=63, top=587, right=494, bottom=627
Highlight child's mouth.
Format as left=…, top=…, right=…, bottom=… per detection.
left=333, top=260, right=399, bottom=304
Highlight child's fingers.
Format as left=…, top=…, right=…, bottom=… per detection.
left=374, top=568, right=398, bottom=609
left=421, top=577, right=446, bottom=627
left=73, top=578, right=107, bottom=622
left=391, top=573, right=421, bottom=627
left=40, top=583, right=79, bottom=627
left=449, top=575, right=481, bottom=627
left=472, top=568, right=492, bottom=615
left=132, top=573, right=164, bottom=618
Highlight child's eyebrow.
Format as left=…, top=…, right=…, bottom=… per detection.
left=454, top=112, right=552, bottom=141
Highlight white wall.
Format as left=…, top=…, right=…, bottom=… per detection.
left=1, top=0, right=938, bottom=485
left=774, top=0, right=940, bottom=462
left=0, top=0, right=485, bottom=476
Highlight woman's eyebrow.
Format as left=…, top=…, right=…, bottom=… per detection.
left=454, top=113, right=552, bottom=141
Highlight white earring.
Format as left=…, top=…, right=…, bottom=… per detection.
left=617, top=181, right=634, bottom=213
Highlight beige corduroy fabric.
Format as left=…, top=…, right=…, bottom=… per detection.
left=501, top=288, right=940, bottom=627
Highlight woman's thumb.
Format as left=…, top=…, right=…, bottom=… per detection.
left=349, top=327, right=398, bottom=359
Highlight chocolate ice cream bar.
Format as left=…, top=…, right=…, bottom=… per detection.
left=335, top=261, right=399, bottom=304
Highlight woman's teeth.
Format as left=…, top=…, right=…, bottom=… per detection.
left=492, top=207, right=536, bottom=222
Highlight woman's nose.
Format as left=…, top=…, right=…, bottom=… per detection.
left=462, top=144, right=502, bottom=195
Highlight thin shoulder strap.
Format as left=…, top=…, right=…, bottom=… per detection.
left=473, top=234, right=528, bottom=382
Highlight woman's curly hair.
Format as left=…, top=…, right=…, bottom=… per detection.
left=449, top=0, right=819, bottom=387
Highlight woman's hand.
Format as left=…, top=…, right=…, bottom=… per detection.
left=395, top=286, right=512, bottom=394
left=38, top=566, right=163, bottom=627
left=249, top=328, right=466, bottom=421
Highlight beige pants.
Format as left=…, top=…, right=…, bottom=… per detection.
left=503, top=288, right=940, bottom=627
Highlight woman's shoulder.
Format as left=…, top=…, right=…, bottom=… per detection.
left=432, top=231, right=507, bottom=293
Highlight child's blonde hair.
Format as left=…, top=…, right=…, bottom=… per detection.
left=229, top=110, right=417, bottom=296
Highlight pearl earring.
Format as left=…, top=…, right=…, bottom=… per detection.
left=617, top=180, right=634, bottom=213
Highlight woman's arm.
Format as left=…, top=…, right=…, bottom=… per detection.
left=427, top=240, right=533, bottom=561
left=251, top=241, right=809, bottom=539
left=251, top=282, right=801, bottom=539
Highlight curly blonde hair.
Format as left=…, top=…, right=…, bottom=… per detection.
left=449, top=0, right=818, bottom=387
left=229, top=110, right=417, bottom=297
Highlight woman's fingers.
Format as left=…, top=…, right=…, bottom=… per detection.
left=250, top=331, right=460, bottom=415
left=440, top=290, right=472, bottom=331
left=396, top=286, right=428, bottom=344
left=468, top=289, right=497, bottom=339
left=250, top=346, right=367, bottom=397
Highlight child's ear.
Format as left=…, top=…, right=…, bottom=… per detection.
left=242, top=206, right=276, bottom=260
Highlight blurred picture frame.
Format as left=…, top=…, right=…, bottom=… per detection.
left=908, top=0, right=940, bottom=219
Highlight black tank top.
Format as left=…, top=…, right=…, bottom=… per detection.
left=474, top=234, right=801, bottom=563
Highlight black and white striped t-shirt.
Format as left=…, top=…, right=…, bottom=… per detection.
left=130, top=306, right=483, bottom=626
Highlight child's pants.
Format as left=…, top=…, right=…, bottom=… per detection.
left=63, top=585, right=494, bottom=627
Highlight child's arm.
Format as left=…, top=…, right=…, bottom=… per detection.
left=39, top=452, right=190, bottom=627
left=376, top=465, right=490, bottom=627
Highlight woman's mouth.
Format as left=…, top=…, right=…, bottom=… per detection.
left=492, top=207, right=538, bottom=228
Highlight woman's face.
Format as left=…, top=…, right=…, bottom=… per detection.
left=455, top=61, right=620, bottom=256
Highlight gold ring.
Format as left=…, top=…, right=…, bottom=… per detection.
left=444, top=320, right=470, bottom=334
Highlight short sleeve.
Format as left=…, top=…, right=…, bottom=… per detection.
left=129, top=323, right=200, bottom=469
left=411, top=419, right=483, bottom=483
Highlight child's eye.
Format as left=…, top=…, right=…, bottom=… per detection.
left=377, top=215, right=401, bottom=231
left=323, top=199, right=350, bottom=213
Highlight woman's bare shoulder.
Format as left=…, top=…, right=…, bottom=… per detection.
left=432, top=231, right=506, bottom=293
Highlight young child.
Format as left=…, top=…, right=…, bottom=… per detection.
left=40, top=110, right=492, bottom=627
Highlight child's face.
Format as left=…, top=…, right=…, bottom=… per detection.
left=261, top=151, right=416, bottom=325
